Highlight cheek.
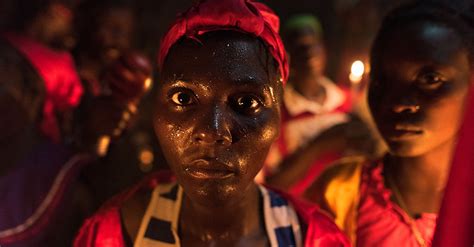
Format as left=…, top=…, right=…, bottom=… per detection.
left=234, top=110, right=280, bottom=173
left=239, top=108, right=279, bottom=144
left=153, top=113, right=190, bottom=168
left=425, top=92, right=468, bottom=137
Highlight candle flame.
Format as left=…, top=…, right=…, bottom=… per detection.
left=350, top=60, right=365, bottom=84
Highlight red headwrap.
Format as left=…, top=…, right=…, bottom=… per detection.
left=3, top=33, right=83, bottom=143
left=158, top=0, right=289, bottom=83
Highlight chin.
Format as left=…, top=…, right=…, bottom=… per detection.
left=184, top=180, right=245, bottom=208
left=386, top=141, right=430, bottom=157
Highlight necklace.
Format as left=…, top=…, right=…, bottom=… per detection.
left=386, top=172, right=427, bottom=247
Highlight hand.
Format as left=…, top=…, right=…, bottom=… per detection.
left=76, top=95, right=135, bottom=153
left=76, top=52, right=152, bottom=155
left=104, top=51, right=153, bottom=103
left=313, top=117, right=376, bottom=156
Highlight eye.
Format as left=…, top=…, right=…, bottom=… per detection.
left=170, top=91, right=195, bottom=106
left=417, top=72, right=446, bottom=90
left=232, top=95, right=263, bottom=115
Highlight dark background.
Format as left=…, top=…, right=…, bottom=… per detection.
left=0, top=0, right=409, bottom=83
left=0, top=0, right=407, bottom=209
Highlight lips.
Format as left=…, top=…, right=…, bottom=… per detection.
left=184, top=159, right=236, bottom=179
left=383, top=124, right=424, bottom=140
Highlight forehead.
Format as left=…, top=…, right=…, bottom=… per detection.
left=376, top=22, right=468, bottom=68
left=287, top=29, right=321, bottom=46
left=162, top=33, right=273, bottom=86
left=100, top=7, right=134, bottom=23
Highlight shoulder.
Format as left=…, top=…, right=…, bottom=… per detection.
left=304, top=208, right=351, bottom=247
left=303, top=156, right=370, bottom=244
left=304, top=156, right=367, bottom=203
left=74, top=205, right=125, bottom=247
left=276, top=190, right=350, bottom=247
left=74, top=171, right=176, bottom=247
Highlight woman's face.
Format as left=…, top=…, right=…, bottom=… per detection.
left=287, top=29, right=327, bottom=78
left=94, top=7, right=134, bottom=65
left=369, top=22, right=472, bottom=157
left=155, top=33, right=281, bottom=207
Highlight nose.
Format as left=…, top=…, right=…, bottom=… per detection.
left=383, top=85, right=420, bottom=114
left=392, top=100, right=420, bottom=114
left=192, top=105, right=232, bottom=146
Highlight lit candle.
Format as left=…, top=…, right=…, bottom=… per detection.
left=349, top=60, right=365, bottom=84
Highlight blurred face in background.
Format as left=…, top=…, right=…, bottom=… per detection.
left=286, top=28, right=327, bottom=79
left=93, top=6, right=135, bottom=66
left=41, top=2, right=76, bottom=49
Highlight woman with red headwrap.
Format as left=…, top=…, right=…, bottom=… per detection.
left=74, top=0, right=349, bottom=246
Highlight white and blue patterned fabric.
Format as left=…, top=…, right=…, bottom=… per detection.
left=134, top=183, right=302, bottom=247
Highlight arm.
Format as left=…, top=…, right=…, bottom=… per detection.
left=266, top=116, right=375, bottom=190
left=265, top=126, right=345, bottom=190
left=72, top=52, right=152, bottom=156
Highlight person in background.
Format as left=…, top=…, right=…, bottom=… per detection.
left=74, top=0, right=136, bottom=96
left=74, top=0, right=349, bottom=246
left=73, top=0, right=166, bottom=213
left=261, top=14, right=377, bottom=196
left=304, top=1, right=474, bottom=246
left=0, top=0, right=151, bottom=246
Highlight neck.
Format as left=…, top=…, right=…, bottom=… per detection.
left=386, top=138, right=456, bottom=214
left=291, top=72, right=326, bottom=103
left=179, top=183, right=263, bottom=242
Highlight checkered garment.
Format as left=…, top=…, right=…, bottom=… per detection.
left=134, top=183, right=302, bottom=247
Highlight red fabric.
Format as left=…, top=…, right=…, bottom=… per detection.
left=3, top=33, right=83, bottom=142
left=157, top=0, right=289, bottom=83
left=289, top=152, right=341, bottom=196
left=268, top=86, right=352, bottom=196
left=335, top=85, right=354, bottom=113
left=74, top=171, right=349, bottom=247
left=433, top=81, right=474, bottom=247
left=283, top=86, right=353, bottom=195
left=74, top=171, right=175, bottom=247
left=357, top=162, right=437, bottom=246
left=274, top=189, right=350, bottom=247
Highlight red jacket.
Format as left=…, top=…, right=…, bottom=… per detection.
left=74, top=171, right=349, bottom=247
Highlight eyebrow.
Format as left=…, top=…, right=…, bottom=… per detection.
left=230, top=76, right=268, bottom=86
